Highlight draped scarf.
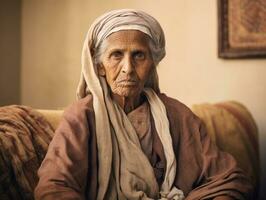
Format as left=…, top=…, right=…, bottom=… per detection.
left=76, top=9, right=184, bottom=200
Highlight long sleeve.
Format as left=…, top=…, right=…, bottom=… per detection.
left=159, top=94, right=254, bottom=200
left=34, top=96, right=96, bottom=200
left=185, top=121, right=253, bottom=200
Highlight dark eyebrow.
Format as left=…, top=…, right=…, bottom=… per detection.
left=132, top=49, right=145, bottom=53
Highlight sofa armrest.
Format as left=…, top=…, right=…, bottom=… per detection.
left=192, top=101, right=259, bottom=197
left=37, top=109, right=64, bottom=131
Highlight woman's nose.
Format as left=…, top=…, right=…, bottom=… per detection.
left=121, top=56, right=134, bottom=74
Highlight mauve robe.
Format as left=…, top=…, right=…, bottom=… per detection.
left=34, top=94, right=253, bottom=200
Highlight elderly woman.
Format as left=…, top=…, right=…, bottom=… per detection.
left=34, top=9, right=253, bottom=200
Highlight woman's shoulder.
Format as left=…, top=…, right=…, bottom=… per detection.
left=158, top=93, right=193, bottom=115
left=158, top=93, right=202, bottom=125
left=63, top=94, right=94, bottom=120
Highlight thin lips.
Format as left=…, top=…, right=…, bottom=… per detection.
left=118, top=80, right=137, bottom=86
left=117, top=79, right=137, bottom=83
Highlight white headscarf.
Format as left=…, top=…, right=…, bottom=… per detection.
left=76, top=9, right=184, bottom=200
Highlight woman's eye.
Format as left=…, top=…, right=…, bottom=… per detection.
left=110, top=51, right=122, bottom=59
left=134, top=52, right=145, bottom=60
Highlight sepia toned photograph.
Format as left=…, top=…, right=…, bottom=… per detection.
left=0, top=0, right=266, bottom=199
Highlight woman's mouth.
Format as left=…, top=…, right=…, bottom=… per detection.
left=116, top=79, right=137, bottom=87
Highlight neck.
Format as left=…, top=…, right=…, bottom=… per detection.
left=111, top=93, right=143, bottom=114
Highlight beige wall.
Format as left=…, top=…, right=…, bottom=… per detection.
left=21, top=0, right=266, bottom=197
left=0, top=0, right=21, bottom=105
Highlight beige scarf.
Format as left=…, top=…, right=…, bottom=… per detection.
left=77, top=9, right=184, bottom=200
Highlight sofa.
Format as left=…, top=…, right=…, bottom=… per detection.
left=0, top=101, right=260, bottom=199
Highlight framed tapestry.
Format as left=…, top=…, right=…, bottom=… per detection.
left=218, top=0, right=266, bottom=58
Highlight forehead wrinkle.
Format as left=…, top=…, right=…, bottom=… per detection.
left=103, top=30, right=150, bottom=53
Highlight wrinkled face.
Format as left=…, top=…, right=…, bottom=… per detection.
left=98, top=30, right=154, bottom=98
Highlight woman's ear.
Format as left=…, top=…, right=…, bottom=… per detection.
left=98, top=64, right=106, bottom=76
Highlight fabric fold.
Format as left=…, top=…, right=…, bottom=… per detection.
left=76, top=9, right=185, bottom=200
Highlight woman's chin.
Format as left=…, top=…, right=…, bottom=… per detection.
left=112, top=88, right=139, bottom=99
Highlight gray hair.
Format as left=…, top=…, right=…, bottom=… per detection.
left=78, top=9, right=166, bottom=99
